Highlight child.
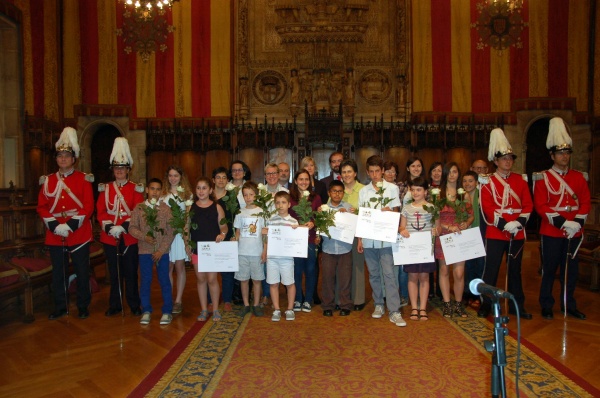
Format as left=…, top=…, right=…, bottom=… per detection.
left=320, top=180, right=353, bottom=316
left=265, top=191, right=299, bottom=321
left=129, top=178, right=175, bottom=325
left=398, top=177, right=439, bottom=321
left=357, top=155, right=405, bottom=327
left=234, top=181, right=267, bottom=317
left=187, top=177, right=228, bottom=322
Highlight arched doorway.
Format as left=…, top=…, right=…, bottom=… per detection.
left=525, top=116, right=554, bottom=236
left=90, top=124, right=122, bottom=202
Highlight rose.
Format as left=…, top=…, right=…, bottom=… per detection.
left=302, top=190, right=310, bottom=197
left=257, top=183, right=266, bottom=191
left=185, top=199, right=193, bottom=206
left=150, top=198, right=157, bottom=205
left=376, top=181, right=383, bottom=188
left=457, top=188, right=465, bottom=195
left=321, top=204, right=330, bottom=212
left=176, top=186, right=185, bottom=193
left=431, top=188, right=441, bottom=196
left=225, top=182, right=236, bottom=191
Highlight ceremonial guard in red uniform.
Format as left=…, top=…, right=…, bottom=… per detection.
left=478, top=128, right=533, bottom=319
left=97, top=137, right=144, bottom=316
left=37, top=127, right=94, bottom=320
left=534, top=117, right=590, bottom=320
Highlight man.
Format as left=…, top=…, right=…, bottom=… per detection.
left=97, top=137, right=145, bottom=317
left=37, top=127, right=94, bottom=320
left=278, top=162, right=291, bottom=189
left=320, top=152, right=344, bottom=192
left=478, top=128, right=533, bottom=320
left=471, top=159, right=489, bottom=175
left=265, top=163, right=289, bottom=194
left=534, top=117, right=589, bottom=320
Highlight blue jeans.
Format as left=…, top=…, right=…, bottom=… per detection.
left=364, top=247, right=400, bottom=312
left=294, top=243, right=317, bottom=303
left=221, top=271, right=235, bottom=303
left=398, top=265, right=409, bottom=298
left=139, top=253, right=172, bottom=314
left=261, top=262, right=270, bottom=298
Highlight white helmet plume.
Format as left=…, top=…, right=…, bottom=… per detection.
left=55, top=127, right=80, bottom=158
left=109, top=137, right=134, bottom=167
left=546, top=117, right=572, bottom=153
left=488, top=128, right=516, bottom=161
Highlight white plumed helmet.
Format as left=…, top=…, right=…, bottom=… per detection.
left=109, top=137, right=134, bottom=168
left=55, top=127, right=80, bottom=158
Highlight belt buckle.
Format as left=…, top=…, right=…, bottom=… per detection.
left=565, top=205, right=572, bottom=212
left=61, top=211, right=67, bottom=218
left=507, top=208, right=514, bottom=215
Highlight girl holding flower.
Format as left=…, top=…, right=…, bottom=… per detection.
left=435, top=162, right=474, bottom=318
left=163, top=166, right=193, bottom=315
left=398, top=157, right=426, bottom=208
left=289, top=169, right=322, bottom=313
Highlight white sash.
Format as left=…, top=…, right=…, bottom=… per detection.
left=44, top=172, right=84, bottom=214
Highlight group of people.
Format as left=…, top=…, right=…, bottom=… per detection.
left=38, top=116, right=589, bottom=327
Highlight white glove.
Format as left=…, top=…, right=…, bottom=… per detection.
left=109, top=225, right=126, bottom=238
left=503, top=221, right=521, bottom=234
left=54, top=223, right=72, bottom=237
left=562, top=221, right=581, bottom=239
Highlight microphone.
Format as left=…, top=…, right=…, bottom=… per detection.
left=469, top=278, right=514, bottom=299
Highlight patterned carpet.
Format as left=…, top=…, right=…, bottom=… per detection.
left=133, top=303, right=597, bottom=397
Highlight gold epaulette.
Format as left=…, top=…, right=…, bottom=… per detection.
left=582, top=171, right=589, bottom=182
left=532, top=172, right=544, bottom=181
left=85, top=173, right=95, bottom=183
left=478, top=173, right=491, bottom=185
left=38, top=175, right=48, bottom=186
left=135, top=183, right=145, bottom=193
left=98, top=183, right=106, bottom=192
left=521, top=174, right=528, bottom=182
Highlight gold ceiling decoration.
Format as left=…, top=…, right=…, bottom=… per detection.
left=116, top=1, right=177, bottom=62
left=472, top=0, right=527, bottom=54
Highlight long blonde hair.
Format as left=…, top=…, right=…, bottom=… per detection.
left=163, top=165, right=193, bottom=200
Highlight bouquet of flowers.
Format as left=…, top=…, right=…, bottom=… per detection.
left=369, top=181, right=394, bottom=209
left=292, top=190, right=313, bottom=224
left=220, top=182, right=241, bottom=234
left=143, top=198, right=165, bottom=255
left=168, top=186, right=194, bottom=242
left=446, top=187, right=469, bottom=224
left=252, top=184, right=275, bottom=241
left=313, top=204, right=337, bottom=239
left=423, top=187, right=445, bottom=254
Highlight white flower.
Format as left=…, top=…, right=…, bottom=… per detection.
left=321, top=204, right=330, bottom=212
left=225, top=182, right=236, bottom=191
left=185, top=199, right=193, bottom=206
left=302, top=190, right=310, bottom=197
left=176, top=186, right=185, bottom=193
left=150, top=198, right=157, bottom=205
left=376, top=181, right=383, bottom=188
left=257, top=183, right=266, bottom=190
left=457, top=188, right=465, bottom=195
left=431, top=188, right=441, bottom=196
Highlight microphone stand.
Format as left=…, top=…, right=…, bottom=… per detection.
left=485, top=298, right=508, bottom=398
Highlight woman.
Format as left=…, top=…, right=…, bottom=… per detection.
left=162, top=165, right=192, bottom=315
left=212, top=167, right=237, bottom=312
left=340, top=159, right=366, bottom=310
left=429, top=162, right=443, bottom=188
left=289, top=169, right=322, bottom=313
left=398, top=157, right=426, bottom=207
left=383, top=161, right=400, bottom=185
left=228, top=160, right=251, bottom=209
left=300, top=156, right=328, bottom=204
left=435, top=162, right=474, bottom=318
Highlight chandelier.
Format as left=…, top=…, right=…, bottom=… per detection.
left=116, top=0, right=178, bottom=62
left=472, top=0, right=527, bottom=54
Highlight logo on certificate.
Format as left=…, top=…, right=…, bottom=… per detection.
left=201, top=244, right=211, bottom=251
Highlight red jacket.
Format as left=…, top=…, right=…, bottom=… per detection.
left=480, top=172, right=532, bottom=241
left=37, top=171, right=94, bottom=246
left=533, top=169, right=590, bottom=238
left=96, top=181, right=144, bottom=246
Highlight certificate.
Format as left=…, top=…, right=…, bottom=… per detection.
left=392, top=232, right=434, bottom=265
left=319, top=211, right=358, bottom=244
left=355, top=207, right=400, bottom=243
left=439, top=228, right=486, bottom=264
left=267, top=225, right=309, bottom=258
left=196, top=241, right=239, bottom=272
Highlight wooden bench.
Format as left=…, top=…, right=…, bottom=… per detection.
left=579, top=225, right=600, bottom=291
left=0, top=256, right=35, bottom=323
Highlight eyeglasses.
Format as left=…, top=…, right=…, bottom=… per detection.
left=330, top=189, right=344, bottom=194
left=231, top=168, right=244, bottom=173
left=384, top=171, right=396, bottom=175
left=265, top=172, right=278, bottom=177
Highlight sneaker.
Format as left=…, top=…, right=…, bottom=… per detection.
left=252, top=306, right=264, bottom=317
left=301, top=302, right=312, bottom=313
left=272, top=309, right=281, bottom=322
left=285, top=309, right=295, bottom=321
left=160, top=313, right=172, bottom=325
left=389, top=311, right=406, bottom=327
left=172, top=302, right=182, bottom=315
left=372, top=304, right=385, bottom=318
left=140, top=312, right=151, bottom=325
left=238, top=305, right=251, bottom=317
left=400, top=297, right=409, bottom=307
left=293, top=301, right=302, bottom=312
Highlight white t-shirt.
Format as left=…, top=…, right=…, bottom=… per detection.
left=233, top=206, right=265, bottom=257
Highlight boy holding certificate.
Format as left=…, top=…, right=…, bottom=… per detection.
left=234, top=181, right=267, bottom=318
left=320, top=180, right=353, bottom=317
left=266, top=191, right=299, bottom=322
